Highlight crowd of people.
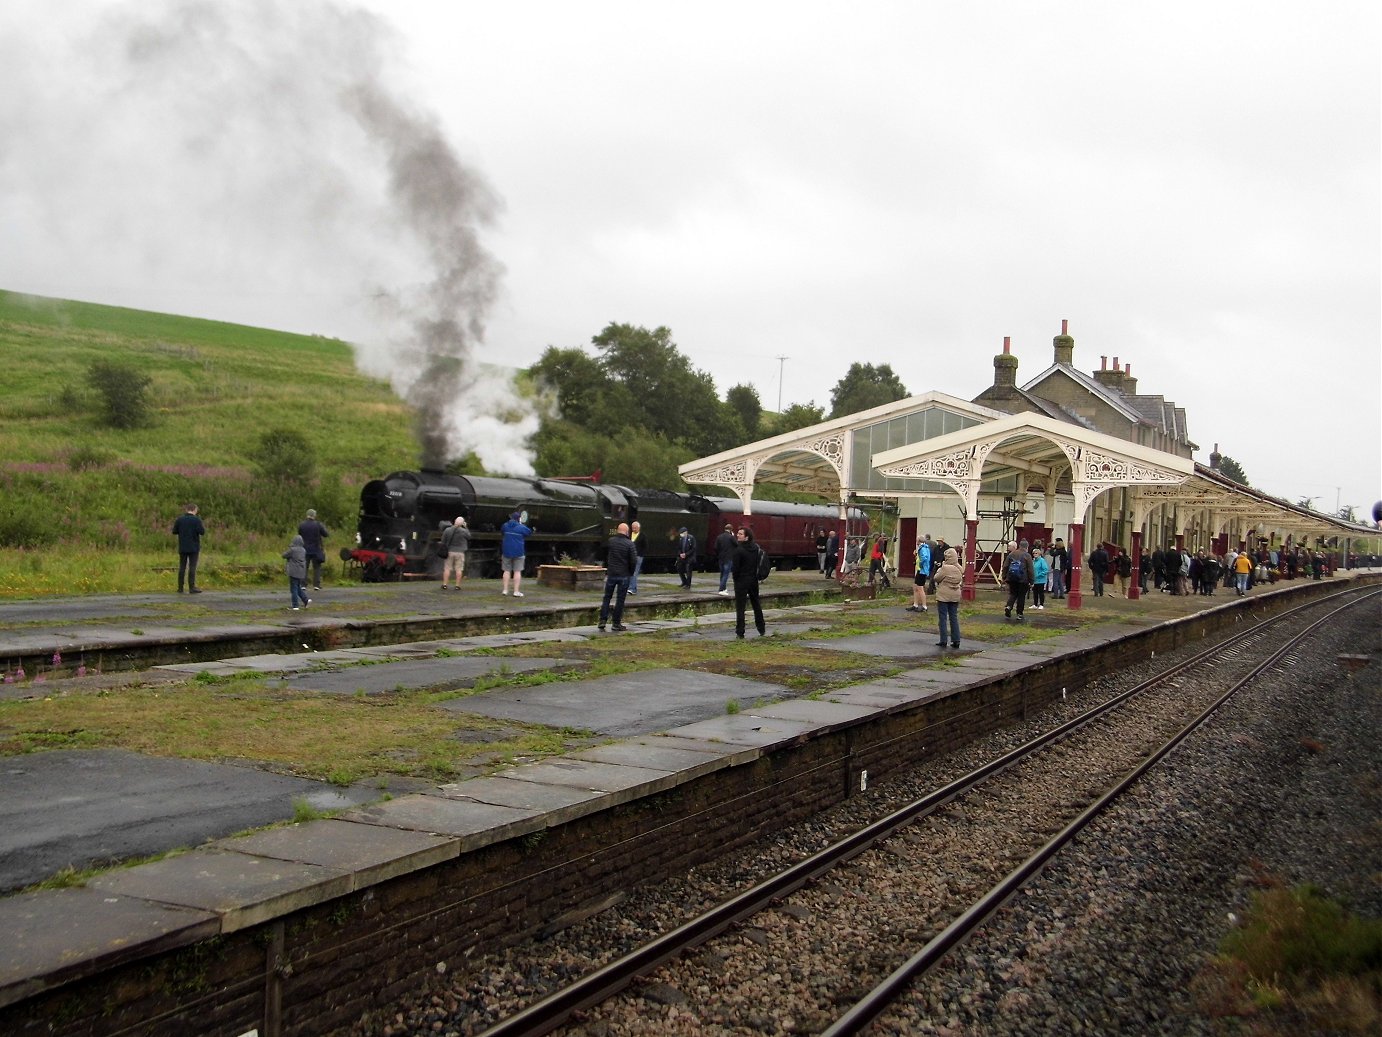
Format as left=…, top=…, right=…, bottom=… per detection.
left=173, top=503, right=1357, bottom=629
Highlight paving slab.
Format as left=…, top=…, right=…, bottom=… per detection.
left=748, top=698, right=878, bottom=728
left=624, top=733, right=763, bottom=767
left=797, top=630, right=945, bottom=658
left=953, top=654, right=1032, bottom=673
left=89, top=849, right=352, bottom=933
left=567, top=739, right=738, bottom=779
left=432, top=775, right=602, bottom=812
left=0, top=887, right=217, bottom=1007
left=0, top=749, right=374, bottom=894
left=442, top=668, right=785, bottom=738
left=664, top=713, right=820, bottom=748
left=282, top=657, right=564, bottom=694
left=493, top=758, right=677, bottom=801
left=214, top=819, right=457, bottom=890
left=349, top=643, right=454, bottom=660
left=887, top=668, right=978, bottom=689
left=341, top=793, right=545, bottom=849
left=822, top=683, right=949, bottom=709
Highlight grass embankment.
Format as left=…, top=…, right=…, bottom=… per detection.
left=0, top=290, right=419, bottom=597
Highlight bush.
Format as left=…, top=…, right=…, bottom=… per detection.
left=249, top=428, right=317, bottom=486
left=0, top=502, right=58, bottom=549
left=86, top=360, right=153, bottom=430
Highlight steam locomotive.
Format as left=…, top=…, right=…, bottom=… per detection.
left=344, top=470, right=867, bottom=580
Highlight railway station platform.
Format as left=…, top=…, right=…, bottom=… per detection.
left=1, top=568, right=1376, bottom=1035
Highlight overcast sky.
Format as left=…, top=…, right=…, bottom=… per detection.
left=3, top=1, right=1378, bottom=513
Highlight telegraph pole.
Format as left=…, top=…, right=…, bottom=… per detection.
left=775, top=355, right=788, bottom=412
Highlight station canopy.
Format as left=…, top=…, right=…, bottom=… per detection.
left=680, top=394, right=1368, bottom=539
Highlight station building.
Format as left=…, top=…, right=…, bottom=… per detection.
left=679, top=321, right=1370, bottom=607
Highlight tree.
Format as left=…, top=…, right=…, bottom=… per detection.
left=591, top=323, right=723, bottom=452
left=1296, top=497, right=1317, bottom=511
left=725, top=384, right=763, bottom=438
left=86, top=360, right=153, bottom=429
left=768, top=402, right=826, bottom=436
left=1216, top=455, right=1249, bottom=486
left=1336, top=504, right=1357, bottom=523
left=828, top=363, right=909, bottom=418
left=529, top=346, right=632, bottom=430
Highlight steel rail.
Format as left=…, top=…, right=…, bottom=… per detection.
left=821, top=587, right=1377, bottom=1036
left=474, top=586, right=1374, bottom=1037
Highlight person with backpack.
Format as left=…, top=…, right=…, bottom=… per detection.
left=731, top=526, right=767, bottom=638
left=907, top=534, right=933, bottom=613
left=1115, top=548, right=1133, bottom=597
left=1003, top=539, right=1034, bottom=620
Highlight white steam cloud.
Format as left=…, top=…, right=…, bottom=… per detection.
left=0, top=0, right=538, bottom=475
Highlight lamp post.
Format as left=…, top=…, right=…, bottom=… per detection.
left=775, top=355, right=788, bottom=412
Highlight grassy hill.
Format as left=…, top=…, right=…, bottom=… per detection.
left=0, top=290, right=420, bottom=596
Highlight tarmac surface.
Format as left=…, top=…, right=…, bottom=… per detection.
left=0, top=567, right=1365, bottom=896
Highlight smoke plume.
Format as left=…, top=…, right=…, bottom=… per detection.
left=0, top=0, right=538, bottom=474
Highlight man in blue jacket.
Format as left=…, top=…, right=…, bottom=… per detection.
left=500, top=511, right=532, bottom=597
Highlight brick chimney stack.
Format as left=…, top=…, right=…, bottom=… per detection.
left=1053, top=319, right=1075, bottom=365
left=1093, top=353, right=1126, bottom=392
left=992, top=335, right=1018, bottom=388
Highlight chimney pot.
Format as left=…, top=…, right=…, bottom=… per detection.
left=1003, top=336, right=1011, bottom=354
left=1113, top=356, right=1120, bottom=371
left=1100, top=356, right=1107, bottom=370
left=1061, top=319, right=1068, bottom=334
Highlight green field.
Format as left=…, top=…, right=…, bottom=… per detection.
left=0, top=290, right=421, bottom=596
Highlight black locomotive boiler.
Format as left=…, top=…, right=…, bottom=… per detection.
left=345, top=470, right=866, bottom=580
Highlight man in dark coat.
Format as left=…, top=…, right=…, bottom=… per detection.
left=298, top=509, right=330, bottom=591
left=172, top=502, right=205, bottom=594
left=1003, top=539, right=1035, bottom=619
left=731, top=526, right=766, bottom=638
left=676, top=527, right=697, bottom=589
left=1087, top=542, right=1109, bottom=597
left=1048, top=538, right=1069, bottom=598
left=598, top=523, right=639, bottom=632
left=824, top=529, right=839, bottom=579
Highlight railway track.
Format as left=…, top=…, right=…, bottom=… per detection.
left=457, top=585, right=1377, bottom=1037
